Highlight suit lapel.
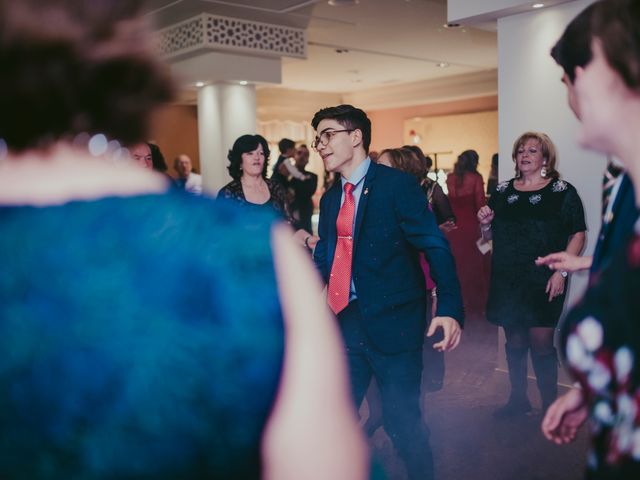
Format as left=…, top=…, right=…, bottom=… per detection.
left=353, top=161, right=376, bottom=252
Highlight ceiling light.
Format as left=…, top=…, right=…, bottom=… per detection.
left=436, top=62, right=449, bottom=68
left=239, top=80, right=248, bottom=85
left=328, top=0, right=359, bottom=6
left=443, top=23, right=461, bottom=28
left=195, top=81, right=205, bottom=87
left=532, top=3, right=544, bottom=8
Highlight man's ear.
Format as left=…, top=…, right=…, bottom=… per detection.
left=351, top=129, right=363, bottom=149
left=573, top=66, right=584, bottom=80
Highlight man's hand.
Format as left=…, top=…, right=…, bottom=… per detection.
left=541, top=388, right=588, bottom=445
left=535, top=251, right=592, bottom=273
left=426, top=316, right=461, bottom=352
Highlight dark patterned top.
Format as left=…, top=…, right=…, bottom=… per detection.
left=217, top=178, right=291, bottom=223
left=0, top=192, right=285, bottom=479
left=421, top=178, right=455, bottom=225
left=486, top=178, right=586, bottom=327
left=561, top=219, right=640, bottom=479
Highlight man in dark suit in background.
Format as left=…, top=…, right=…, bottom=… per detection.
left=312, top=104, right=464, bottom=480
left=290, top=144, right=318, bottom=234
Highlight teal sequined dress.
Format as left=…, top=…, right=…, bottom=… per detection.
left=0, top=191, right=285, bottom=479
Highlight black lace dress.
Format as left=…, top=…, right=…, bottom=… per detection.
left=486, top=178, right=586, bottom=328
left=217, top=178, right=291, bottom=223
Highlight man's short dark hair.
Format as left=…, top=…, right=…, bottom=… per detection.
left=311, top=104, right=372, bottom=153
left=550, top=2, right=598, bottom=83
left=278, top=138, right=295, bottom=154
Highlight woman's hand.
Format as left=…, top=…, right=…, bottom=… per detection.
left=439, top=220, right=457, bottom=233
left=545, top=271, right=565, bottom=302
left=477, top=205, right=494, bottom=225
left=541, top=388, right=588, bottom=445
left=535, top=251, right=592, bottom=273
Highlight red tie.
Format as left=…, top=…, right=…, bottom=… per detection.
left=328, top=182, right=356, bottom=315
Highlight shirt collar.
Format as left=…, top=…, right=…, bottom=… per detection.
left=341, top=157, right=371, bottom=188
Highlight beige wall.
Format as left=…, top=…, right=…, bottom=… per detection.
left=149, top=105, right=200, bottom=178
left=404, top=110, right=498, bottom=182
left=368, top=95, right=498, bottom=154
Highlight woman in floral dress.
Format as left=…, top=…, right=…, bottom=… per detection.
left=542, top=1, right=640, bottom=477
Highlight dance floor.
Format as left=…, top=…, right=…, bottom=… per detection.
left=366, top=316, right=589, bottom=480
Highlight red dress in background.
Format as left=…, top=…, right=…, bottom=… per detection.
left=445, top=172, right=489, bottom=319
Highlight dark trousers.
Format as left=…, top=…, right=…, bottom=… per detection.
left=339, top=301, right=434, bottom=480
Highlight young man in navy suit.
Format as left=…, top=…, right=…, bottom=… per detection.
left=312, top=104, right=464, bottom=480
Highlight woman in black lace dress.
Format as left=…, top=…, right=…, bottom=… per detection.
left=477, top=132, right=586, bottom=418
left=218, top=134, right=291, bottom=221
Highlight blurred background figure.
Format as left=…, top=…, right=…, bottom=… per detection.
left=289, top=144, right=318, bottom=234
left=174, top=153, right=203, bottom=195
left=0, top=1, right=367, bottom=478
left=487, top=153, right=499, bottom=196
left=404, top=145, right=456, bottom=231
left=129, top=142, right=153, bottom=169
left=446, top=149, right=489, bottom=319
left=540, top=1, right=640, bottom=477
left=478, top=132, right=586, bottom=419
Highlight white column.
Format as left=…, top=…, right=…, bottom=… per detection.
left=197, top=83, right=257, bottom=194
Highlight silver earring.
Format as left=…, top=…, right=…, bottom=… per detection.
left=541, top=165, right=547, bottom=178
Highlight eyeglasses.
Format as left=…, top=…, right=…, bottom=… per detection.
left=311, top=129, right=355, bottom=150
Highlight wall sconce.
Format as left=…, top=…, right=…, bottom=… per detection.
left=409, top=129, right=422, bottom=144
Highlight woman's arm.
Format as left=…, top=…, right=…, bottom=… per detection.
left=477, top=205, right=495, bottom=241
left=473, top=173, right=487, bottom=212
left=545, top=231, right=586, bottom=301
left=262, top=225, right=368, bottom=480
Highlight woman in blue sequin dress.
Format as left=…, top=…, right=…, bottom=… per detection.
left=0, top=1, right=367, bottom=478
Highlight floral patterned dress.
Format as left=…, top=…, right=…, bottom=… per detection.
left=561, top=218, right=640, bottom=479
left=486, top=178, right=586, bottom=327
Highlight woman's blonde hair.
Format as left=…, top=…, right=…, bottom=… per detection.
left=511, top=132, right=559, bottom=179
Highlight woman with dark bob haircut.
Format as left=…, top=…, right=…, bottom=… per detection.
left=0, top=1, right=367, bottom=479
left=218, top=134, right=292, bottom=222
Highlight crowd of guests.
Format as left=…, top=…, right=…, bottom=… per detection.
left=1, top=0, right=639, bottom=479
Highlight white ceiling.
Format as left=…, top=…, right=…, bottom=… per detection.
left=147, top=0, right=497, bottom=95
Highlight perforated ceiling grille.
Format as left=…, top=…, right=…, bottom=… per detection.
left=158, top=14, right=306, bottom=59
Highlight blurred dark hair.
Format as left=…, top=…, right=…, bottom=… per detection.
left=0, top=0, right=174, bottom=152
left=453, top=150, right=479, bottom=182
left=227, top=134, right=270, bottom=180
left=379, top=148, right=427, bottom=181
left=147, top=142, right=168, bottom=173
left=550, top=3, right=597, bottom=83
left=278, top=138, right=295, bottom=154
left=402, top=144, right=432, bottom=173
left=311, top=104, right=371, bottom=153
left=592, top=0, right=640, bottom=92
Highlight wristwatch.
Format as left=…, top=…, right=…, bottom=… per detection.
left=560, top=270, right=568, bottom=278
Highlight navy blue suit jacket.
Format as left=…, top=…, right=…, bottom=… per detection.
left=592, top=174, right=638, bottom=274
left=314, top=162, right=464, bottom=354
